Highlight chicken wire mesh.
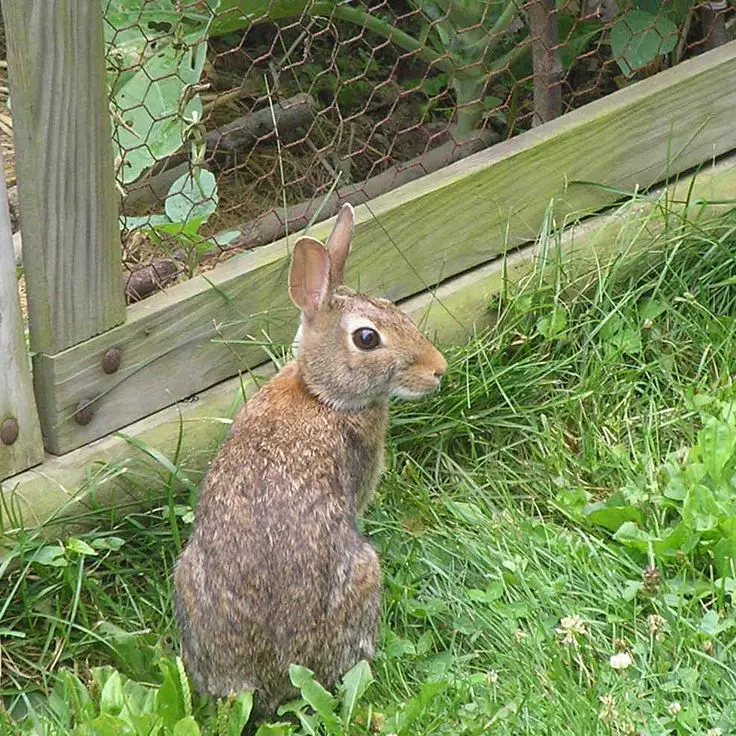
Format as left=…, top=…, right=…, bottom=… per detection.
left=97, top=0, right=734, bottom=302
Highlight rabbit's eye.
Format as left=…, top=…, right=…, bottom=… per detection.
left=352, top=328, right=380, bottom=351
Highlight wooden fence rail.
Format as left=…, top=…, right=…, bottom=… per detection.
left=0, top=152, right=43, bottom=480
left=28, top=40, right=736, bottom=456
left=4, top=153, right=735, bottom=533
left=0, top=0, right=735, bottom=502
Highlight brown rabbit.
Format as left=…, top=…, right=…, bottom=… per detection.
left=173, top=203, right=446, bottom=720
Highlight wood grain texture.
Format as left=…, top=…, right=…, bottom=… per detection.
left=34, top=42, right=736, bottom=454
left=0, top=155, right=44, bottom=480
left=5, top=152, right=735, bottom=531
left=1, top=0, right=125, bottom=355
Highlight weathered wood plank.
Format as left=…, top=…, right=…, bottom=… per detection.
left=1, top=0, right=125, bottom=355
left=34, top=42, right=736, bottom=454
left=3, top=153, right=735, bottom=532
left=1, top=367, right=272, bottom=534
left=0, top=154, right=44, bottom=480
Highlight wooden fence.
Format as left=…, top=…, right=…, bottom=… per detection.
left=1, top=0, right=736, bottom=532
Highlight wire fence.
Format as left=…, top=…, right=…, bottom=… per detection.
left=49, top=2, right=736, bottom=299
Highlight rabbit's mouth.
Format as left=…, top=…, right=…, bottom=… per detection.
left=390, top=378, right=442, bottom=401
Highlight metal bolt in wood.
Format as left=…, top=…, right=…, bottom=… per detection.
left=0, top=417, right=19, bottom=445
left=102, top=347, right=122, bottom=374
left=74, top=401, right=94, bottom=426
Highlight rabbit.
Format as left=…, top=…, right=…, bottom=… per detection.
left=173, top=203, right=447, bottom=722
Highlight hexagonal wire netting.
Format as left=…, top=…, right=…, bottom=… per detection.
left=102, top=1, right=733, bottom=303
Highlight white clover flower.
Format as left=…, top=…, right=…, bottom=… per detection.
left=647, top=614, right=667, bottom=636
left=555, top=614, right=589, bottom=646
left=706, top=728, right=723, bottom=736
left=598, top=694, right=616, bottom=722
left=667, top=702, right=682, bottom=716
left=609, top=651, right=633, bottom=670
left=486, top=670, right=499, bottom=685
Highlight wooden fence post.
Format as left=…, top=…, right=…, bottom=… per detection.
left=1, top=0, right=125, bottom=356
left=0, top=151, right=44, bottom=480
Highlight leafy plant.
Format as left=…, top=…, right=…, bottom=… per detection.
left=122, top=166, right=238, bottom=266
left=10, top=657, right=252, bottom=736
left=8, top=657, right=375, bottom=736
left=275, top=662, right=374, bottom=735
left=103, top=0, right=219, bottom=184
left=608, top=0, right=689, bottom=77
left=584, top=392, right=736, bottom=579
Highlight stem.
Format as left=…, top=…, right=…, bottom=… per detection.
left=312, top=3, right=454, bottom=75
left=486, top=0, right=522, bottom=53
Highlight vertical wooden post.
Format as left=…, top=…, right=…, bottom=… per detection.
left=0, top=152, right=44, bottom=480
left=1, top=0, right=125, bottom=355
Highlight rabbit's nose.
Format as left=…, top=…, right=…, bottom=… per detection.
left=433, top=353, right=448, bottom=379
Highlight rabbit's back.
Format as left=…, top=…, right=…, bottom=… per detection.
left=174, top=363, right=385, bottom=710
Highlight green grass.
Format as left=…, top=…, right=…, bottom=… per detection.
left=3, top=210, right=736, bottom=735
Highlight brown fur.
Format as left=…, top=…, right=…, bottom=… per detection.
left=173, top=204, right=446, bottom=719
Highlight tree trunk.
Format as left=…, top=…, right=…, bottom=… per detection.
left=527, top=0, right=563, bottom=127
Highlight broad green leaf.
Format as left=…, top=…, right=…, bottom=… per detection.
left=114, top=41, right=207, bottom=183
left=639, top=297, right=667, bottom=322
left=254, top=724, right=297, bottom=736
left=66, top=537, right=98, bottom=556
left=613, top=521, right=651, bottom=552
left=620, top=580, right=643, bottom=601
left=295, top=711, right=319, bottom=735
left=652, top=521, right=699, bottom=559
left=99, top=670, right=125, bottom=716
left=698, top=417, right=736, bottom=485
left=714, top=536, right=736, bottom=578
left=683, top=484, right=721, bottom=532
left=662, top=459, right=689, bottom=501
left=95, top=623, right=160, bottom=682
left=227, top=692, right=254, bottom=736
left=128, top=712, right=163, bottom=736
left=165, top=169, right=218, bottom=225
left=90, top=536, right=126, bottom=551
left=340, top=660, right=373, bottom=726
left=48, top=670, right=95, bottom=725
left=467, top=581, right=505, bottom=603
left=31, top=545, right=68, bottom=567
left=122, top=214, right=171, bottom=232
left=173, top=716, right=201, bottom=736
left=103, top=0, right=214, bottom=74
left=487, top=699, right=521, bottom=726
left=404, top=597, right=447, bottom=619
left=384, top=631, right=416, bottom=659
left=288, top=665, right=338, bottom=725
left=88, top=713, right=136, bottom=736
left=583, top=500, right=644, bottom=532
left=537, top=308, right=567, bottom=340
left=610, top=10, right=678, bottom=77
left=120, top=679, right=158, bottom=722
left=157, top=659, right=187, bottom=729
left=558, top=15, right=603, bottom=69
left=701, top=609, right=720, bottom=635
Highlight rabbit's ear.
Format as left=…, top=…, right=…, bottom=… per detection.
left=325, top=203, right=354, bottom=288
left=289, top=237, right=331, bottom=316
